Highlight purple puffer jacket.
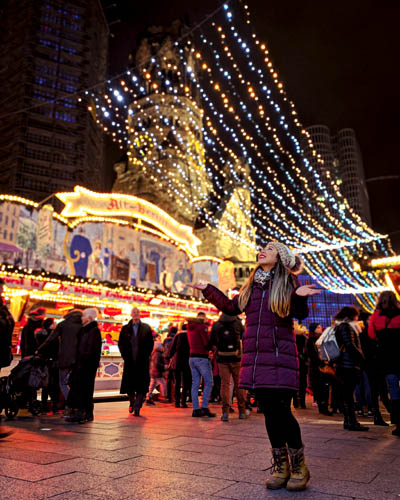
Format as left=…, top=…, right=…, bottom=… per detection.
left=203, top=283, right=308, bottom=391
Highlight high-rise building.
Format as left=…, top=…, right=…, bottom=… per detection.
left=301, top=125, right=372, bottom=226
left=0, top=0, right=108, bottom=201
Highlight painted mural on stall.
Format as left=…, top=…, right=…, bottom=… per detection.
left=0, top=201, right=219, bottom=292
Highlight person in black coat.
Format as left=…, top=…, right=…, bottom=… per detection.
left=66, top=308, right=102, bottom=423
left=306, top=322, right=333, bottom=416
left=168, top=324, right=191, bottom=408
left=36, top=308, right=82, bottom=411
left=0, top=279, right=14, bottom=439
left=118, top=307, right=154, bottom=416
left=334, top=306, right=368, bottom=432
left=35, top=318, right=60, bottom=414
left=293, top=323, right=307, bottom=409
left=20, top=307, right=46, bottom=357
left=164, top=326, right=178, bottom=403
left=358, top=312, right=390, bottom=426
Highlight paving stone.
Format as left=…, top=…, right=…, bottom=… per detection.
left=175, top=443, right=251, bottom=456
left=37, top=471, right=110, bottom=491
left=0, top=456, right=78, bottom=481
left=51, top=494, right=105, bottom=500
left=114, top=469, right=236, bottom=495
left=0, top=475, right=65, bottom=499
left=83, top=480, right=149, bottom=499
left=50, top=457, right=146, bottom=478
left=213, top=482, right=353, bottom=499
left=0, top=447, right=75, bottom=464
left=120, top=455, right=215, bottom=474
left=199, top=464, right=266, bottom=484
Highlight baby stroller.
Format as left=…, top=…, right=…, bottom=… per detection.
left=0, top=376, right=18, bottom=419
left=0, top=356, right=49, bottom=419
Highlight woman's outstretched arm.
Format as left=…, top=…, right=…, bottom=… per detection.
left=190, top=283, right=242, bottom=316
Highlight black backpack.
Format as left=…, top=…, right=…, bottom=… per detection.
left=217, top=322, right=240, bottom=357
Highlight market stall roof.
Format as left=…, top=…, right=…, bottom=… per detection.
left=0, top=264, right=219, bottom=320
left=0, top=243, right=23, bottom=253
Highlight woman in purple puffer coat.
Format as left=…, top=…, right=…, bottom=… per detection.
left=192, top=242, right=319, bottom=492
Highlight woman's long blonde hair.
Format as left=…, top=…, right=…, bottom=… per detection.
left=237, top=257, right=300, bottom=318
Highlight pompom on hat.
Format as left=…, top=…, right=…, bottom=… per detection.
left=268, top=242, right=303, bottom=275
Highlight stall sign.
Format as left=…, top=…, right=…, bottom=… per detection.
left=56, top=186, right=200, bottom=256
left=104, top=307, right=122, bottom=316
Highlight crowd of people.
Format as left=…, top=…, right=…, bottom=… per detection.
left=0, top=240, right=399, bottom=492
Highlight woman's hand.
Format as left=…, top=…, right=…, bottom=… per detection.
left=295, top=284, right=321, bottom=297
left=187, top=283, right=208, bottom=291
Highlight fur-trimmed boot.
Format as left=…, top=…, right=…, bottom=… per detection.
left=286, top=446, right=310, bottom=491
left=265, top=447, right=290, bottom=490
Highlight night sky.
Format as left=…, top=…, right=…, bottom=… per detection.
left=103, top=0, right=400, bottom=251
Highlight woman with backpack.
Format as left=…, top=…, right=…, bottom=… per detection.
left=368, top=291, right=400, bottom=437
left=334, top=306, right=368, bottom=432
left=191, top=242, right=319, bottom=491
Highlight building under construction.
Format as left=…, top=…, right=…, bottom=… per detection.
left=0, top=0, right=108, bottom=201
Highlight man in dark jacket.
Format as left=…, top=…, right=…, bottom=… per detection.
left=335, top=306, right=368, bottom=432
left=66, top=308, right=102, bottom=423
left=187, top=312, right=216, bottom=418
left=168, top=324, right=191, bottom=408
left=118, top=307, right=154, bottom=416
left=209, top=313, right=245, bottom=421
left=36, top=308, right=82, bottom=409
left=0, top=279, right=14, bottom=439
left=20, top=307, right=46, bottom=357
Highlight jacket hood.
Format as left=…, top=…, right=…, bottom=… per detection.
left=188, top=317, right=207, bottom=325
left=64, top=309, right=83, bottom=321
left=27, top=317, right=43, bottom=326
left=219, top=313, right=238, bottom=323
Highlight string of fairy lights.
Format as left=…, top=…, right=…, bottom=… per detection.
left=1, top=1, right=392, bottom=310
left=77, top=0, right=393, bottom=310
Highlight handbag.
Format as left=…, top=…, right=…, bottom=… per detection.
left=319, top=364, right=336, bottom=377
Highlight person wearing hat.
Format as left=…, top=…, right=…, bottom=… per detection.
left=20, top=307, right=46, bottom=358
left=191, top=241, right=320, bottom=491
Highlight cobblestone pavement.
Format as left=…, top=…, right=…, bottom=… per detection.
left=0, top=400, right=399, bottom=500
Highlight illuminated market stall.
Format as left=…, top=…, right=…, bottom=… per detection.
left=0, top=188, right=224, bottom=392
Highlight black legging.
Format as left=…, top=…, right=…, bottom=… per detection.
left=256, top=388, right=303, bottom=449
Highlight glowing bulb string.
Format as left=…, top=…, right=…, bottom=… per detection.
left=197, top=25, right=379, bottom=241
left=203, top=12, right=377, bottom=239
